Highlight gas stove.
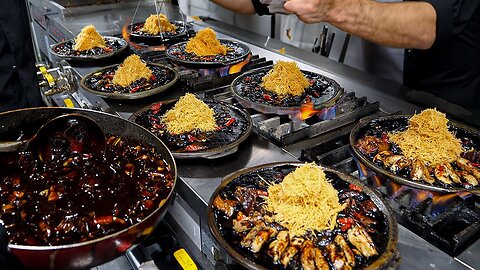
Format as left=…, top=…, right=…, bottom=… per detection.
left=32, top=17, right=479, bottom=269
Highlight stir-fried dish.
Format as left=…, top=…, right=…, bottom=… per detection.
left=83, top=55, right=176, bottom=94
left=133, top=94, right=250, bottom=153
left=212, top=163, right=390, bottom=269
left=261, top=61, right=310, bottom=97
left=355, top=109, right=480, bottom=188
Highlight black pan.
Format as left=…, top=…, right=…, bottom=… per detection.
left=350, top=114, right=480, bottom=195
left=50, top=36, right=128, bottom=61
left=129, top=99, right=253, bottom=159
left=230, top=66, right=344, bottom=115
left=0, top=107, right=176, bottom=269
left=166, top=39, right=250, bottom=66
left=208, top=162, right=398, bottom=270
left=80, top=62, right=178, bottom=100
left=130, top=21, right=194, bottom=41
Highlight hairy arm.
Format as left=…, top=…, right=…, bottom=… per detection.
left=210, top=0, right=257, bottom=14
left=284, top=0, right=437, bottom=49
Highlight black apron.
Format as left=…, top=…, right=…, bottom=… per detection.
left=0, top=0, right=43, bottom=112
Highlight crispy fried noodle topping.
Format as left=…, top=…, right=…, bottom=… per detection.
left=112, top=55, right=153, bottom=87
left=141, top=14, right=177, bottom=35
left=266, top=163, right=345, bottom=237
left=389, top=108, right=463, bottom=165
left=162, top=93, right=217, bottom=134
left=185, top=27, right=227, bottom=56
left=261, top=61, right=310, bottom=97
left=74, top=25, right=106, bottom=51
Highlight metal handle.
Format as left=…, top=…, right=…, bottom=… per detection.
left=0, top=140, right=28, bottom=152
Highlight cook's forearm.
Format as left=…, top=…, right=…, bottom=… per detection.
left=210, top=0, right=257, bottom=14
left=327, top=0, right=437, bottom=49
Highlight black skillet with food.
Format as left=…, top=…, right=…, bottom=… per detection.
left=51, top=37, right=127, bottom=60
left=209, top=162, right=398, bottom=270
left=231, top=61, right=343, bottom=115
left=166, top=39, right=250, bottom=66
left=130, top=93, right=252, bottom=159
left=81, top=55, right=178, bottom=99
left=130, top=20, right=193, bottom=40
left=351, top=109, right=480, bottom=193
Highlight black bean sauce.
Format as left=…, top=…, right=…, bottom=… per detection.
left=0, top=135, right=174, bottom=246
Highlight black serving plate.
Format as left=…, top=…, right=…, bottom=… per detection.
left=80, top=63, right=178, bottom=100
left=50, top=37, right=128, bottom=61
left=129, top=99, right=252, bottom=159
left=166, top=39, right=250, bottom=66
left=231, top=66, right=344, bottom=115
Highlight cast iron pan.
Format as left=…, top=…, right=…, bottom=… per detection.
left=50, top=37, right=128, bottom=61
left=130, top=21, right=194, bottom=41
left=350, top=114, right=480, bottom=195
left=80, top=63, right=178, bottom=100
left=230, top=66, right=344, bottom=115
left=166, top=39, right=250, bottom=66
left=129, top=99, right=253, bottom=159
left=208, top=162, right=399, bottom=270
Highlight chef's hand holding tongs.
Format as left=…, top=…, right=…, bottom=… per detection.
left=260, top=0, right=291, bottom=14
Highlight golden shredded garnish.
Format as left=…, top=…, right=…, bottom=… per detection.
left=141, top=14, right=177, bottom=35
left=278, top=47, right=286, bottom=54
left=73, top=25, right=106, bottom=51
left=112, top=55, right=152, bottom=87
left=162, top=93, right=216, bottom=134
left=266, top=163, right=345, bottom=237
left=185, top=27, right=227, bottom=56
left=389, top=108, right=463, bottom=165
left=261, top=61, right=310, bottom=97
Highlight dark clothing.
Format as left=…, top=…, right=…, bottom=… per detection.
left=0, top=0, right=43, bottom=112
left=404, top=0, right=480, bottom=109
left=251, top=0, right=272, bottom=15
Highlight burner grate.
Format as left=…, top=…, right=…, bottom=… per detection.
left=254, top=92, right=381, bottom=146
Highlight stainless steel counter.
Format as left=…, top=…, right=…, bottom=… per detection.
left=39, top=7, right=479, bottom=269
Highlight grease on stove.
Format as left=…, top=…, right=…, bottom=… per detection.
left=52, top=38, right=124, bottom=57
left=134, top=101, right=248, bottom=152
left=0, top=135, right=174, bottom=246
left=213, top=165, right=390, bottom=270
left=167, top=40, right=249, bottom=64
left=84, top=65, right=176, bottom=94
left=235, top=69, right=337, bottom=107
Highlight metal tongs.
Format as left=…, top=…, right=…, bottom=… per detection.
left=154, top=0, right=166, bottom=40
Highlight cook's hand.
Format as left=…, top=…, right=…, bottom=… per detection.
left=284, top=0, right=345, bottom=24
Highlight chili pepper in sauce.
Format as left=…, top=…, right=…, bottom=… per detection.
left=130, top=85, right=142, bottom=93
left=185, top=144, right=207, bottom=151
left=338, top=217, right=354, bottom=231
left=305, top=95, right=311, bottom=103
left=187, top=134, right=199, bottom=142
left=263, top=94, right=272, bottom=101
left=150, top=102, right=163, bottom=114
left=349, top=184, right=362, bottom=192
left=225, top=118, right=236, bottom=127
left=150, top=74, right=157, bottom=81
